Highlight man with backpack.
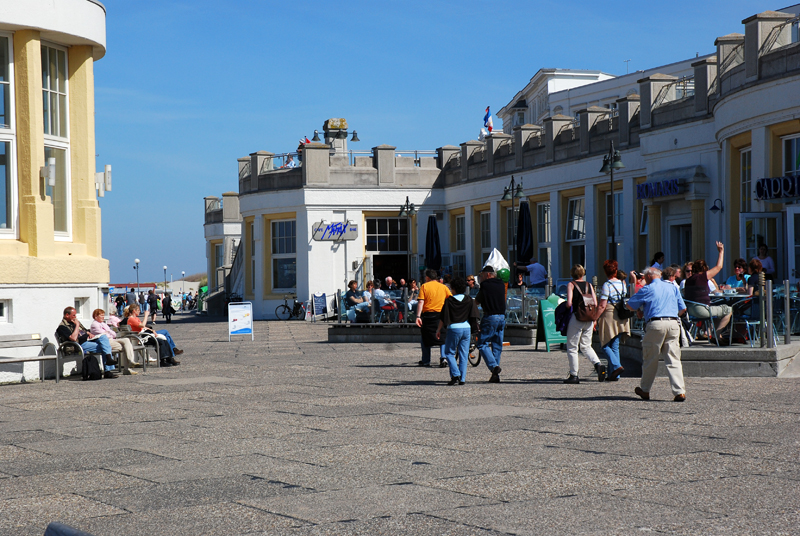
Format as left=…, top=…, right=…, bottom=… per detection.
left=475, top=266, right=506, bottom=383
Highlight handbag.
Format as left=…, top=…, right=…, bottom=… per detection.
left=573, top=281, right=601, bottom=322
left=613, top=284, right=636, bottom=320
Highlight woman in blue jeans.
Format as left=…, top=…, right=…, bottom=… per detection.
left=596, top=260, right=630, bottom=381
left=436, top=277, right=480, bottom=385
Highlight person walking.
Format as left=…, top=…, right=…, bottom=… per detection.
left=436, top=277, right=479, bottom=386
left=627, top=267, right=688, bottom=402
left=415, top=269, right=451, bottom=367
left=563, top=264, right=605, bottom=384
left=475, top=266, right=506, bottom=383
left=595, top=260, right=629, bottom=381
left=163, top=293, right=174, bottom=323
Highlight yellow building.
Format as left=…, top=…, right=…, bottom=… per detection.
left=0, top=0, right=109, bottom=381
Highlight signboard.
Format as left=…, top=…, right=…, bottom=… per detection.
left=312, top=221, right=358, bottom=241
left=755, top=176, right=800, bottom=201
left=535, top=296, right=567, bottom=352
left=228, top=302, right=254, bottom=341
left=312, top=293, right=328, bottom=316
left=636, top=179, right=683, bottom=200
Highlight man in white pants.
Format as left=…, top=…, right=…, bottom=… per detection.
left=626, top=267, right=688, bottom=402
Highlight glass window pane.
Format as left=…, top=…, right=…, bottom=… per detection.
left=366, top=236, right=377, bottom=251
left=57, top=50, right=66, bottom=93
left=399, top=235, right=408, bottom=251
left=388, top=236, right=399, bottom=251
left=0, top=142, right=9, bottom=229
left=0, top=37, right=7, bottom=83
left=42, top=92, right=50, bottom=134
left=49, top=48, right=57, bottom=91
left=41, top=47, right=48, bottom=90
left=58, top=94, right=67, bottom=138
left=0, top=85, right=8, bottom=128
left=388, top=219, right=398, bottom=234
left=378, top=219, right=388, bottom=234
left=399, top=218, right=407, bottom=233
left=367, top=218, right=376, bottom=234
left=50, top=93, right=58, bottom=136
left=44, top=146, right=68, bottom=233
left=273, top=258, right=296, bottom=289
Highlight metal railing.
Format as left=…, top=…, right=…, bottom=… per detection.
left=653, top=76, right=695, bottom=109
left=719, top=42, right=745, bottom=74
left=238, top=161, right=251, bottom=180
left=760, top=16, right=800, bottom=56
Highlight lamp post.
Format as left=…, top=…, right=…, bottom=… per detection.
left=599, top=141, right=625, bottom=260
left=163, top=266, right=167, bottom=296
left=398, top=196, right=417, bottom=281
left=134, top=259, right=140, bottom=294
left=501, top=175, right=524, bottom=267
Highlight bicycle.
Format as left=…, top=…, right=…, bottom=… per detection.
left=467, top=331, right=481, bottom=367
left=275, top=295, right=306, bottom=321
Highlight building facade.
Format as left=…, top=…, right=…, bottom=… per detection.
left=206, top=8, right=800, bottom=320
left=0, top=0, right=109, bottom=381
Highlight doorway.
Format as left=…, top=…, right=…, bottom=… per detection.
left=670, top=224, right=692, bottom=266
left=369, top=254, right=410, bottom=287
left=740, top=212, right=783, bottom=281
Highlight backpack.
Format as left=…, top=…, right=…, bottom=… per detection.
left=572, top=281, right=601, bottom=322
left=554, top=301, right=573, bottom=336
left=612, top=283, right=637, bottom=320
left=81, top=355, right=102, bottom=381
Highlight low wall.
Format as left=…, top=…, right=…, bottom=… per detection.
left=328, top=323, right=535, bottom=345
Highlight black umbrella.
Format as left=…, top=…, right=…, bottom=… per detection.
left=425, top=215, right=442, bottom=271
left=516, top=201, right=534, bottom=265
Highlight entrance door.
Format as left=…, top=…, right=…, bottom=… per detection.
left=670, top=224, right=692, bottom=266
left=739, top=212, right=784, bottom=280
left=786, top=206, right=800, bottom=284
left=369, top=254, right=410, bottom=287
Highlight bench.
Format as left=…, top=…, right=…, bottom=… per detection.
left=116, top=325, right=161, bottom=368
left=0, top=333, right=59, bottom=383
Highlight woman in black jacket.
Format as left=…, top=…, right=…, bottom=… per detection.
left=436, top=277, right=480, bottom=385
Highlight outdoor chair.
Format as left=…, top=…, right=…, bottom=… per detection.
left=683, top=300, right=722, bottom=346
left=728, top=297, right=778, bottom=347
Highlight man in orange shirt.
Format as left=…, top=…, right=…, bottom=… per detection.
left=415, top=269, right=452, bottom=367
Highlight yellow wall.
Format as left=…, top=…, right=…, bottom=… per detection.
left=2, top=32, right=108, bottom=285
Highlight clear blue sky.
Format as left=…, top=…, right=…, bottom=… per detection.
left=96, top=0, right=784, bottom=284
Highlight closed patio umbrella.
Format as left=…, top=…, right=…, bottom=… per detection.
left=516, top=201, right=534, bottom=265
left=425, top=215, right=442, bottom=271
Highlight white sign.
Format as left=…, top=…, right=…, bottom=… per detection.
left=312, top=221, right=358, bottom=241
left=228, top=302, right=254, bottom=341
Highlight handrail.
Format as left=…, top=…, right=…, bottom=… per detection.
left=653, top=76, right=695, bottom=109
left=760, top=16, right=800, bottom=56
left=719, top=42, right=744, bottom=75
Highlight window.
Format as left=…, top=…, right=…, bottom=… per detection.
left=566, top=197, right=585, bottom=269
left=0, top=299, right=10, bottom=323
left=0, top=36, right=11, bottom=129
left=480, top=211, right=491, bottom=264
left=366, top=218, right=408, bottom=252
left=606, top=191, right=623, bottom=258
left=451, top=253, right=466, bottom=279
left=74, top=297, right=88, bottom=318
left=506, top=206, right=518, bottom=266
left=514, top=111, right=525, bottom=126
left=537, top=202, right=551, bottom=273
left=553, top=105, right=563, bottom=115
left=41, top=45, right=68, bottom=138
left=272, top=220, right=296, bottom=290
left=0, top=141, right=13, bottom=232
left=455, top=215, right=465, bottom=251
left=784, top=135, right=800, bottom=176
left=44, top=146, right=68, bottom=234
left=214, top=244, right=224, bottom=287
left=640, top=205, right=648, bottom=235
left=741, top=148, right=752, bottom=212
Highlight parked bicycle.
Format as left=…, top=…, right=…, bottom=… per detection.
left=275, top=295, right=306, bottom=321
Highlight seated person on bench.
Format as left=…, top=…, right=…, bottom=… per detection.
left=123, top=305, right=182, bottom=367
left=90, top=309, right=138, bottom=375
left=56, top=306, right=118, bottom=379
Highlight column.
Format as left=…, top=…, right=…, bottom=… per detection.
left=68, top=45, right=101, bottom=257
left=549, top=190, right=561, bottom=279
left=14, top=30, right=54, bottom=257
left=463, top=206, right=474, bottom=276
left=584, top=185, right=597, bottom=281
left=691, top=200, right=706, bottom=262
left=621, top=177, right=637, bottom=272
left=647, top=204, right=662, bottom=262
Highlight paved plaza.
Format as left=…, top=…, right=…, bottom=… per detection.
left=1, top=315, right=799, bottom=535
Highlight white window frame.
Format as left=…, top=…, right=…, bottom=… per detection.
left=0, top=34, right=17, bottom=238
left=783, top=134, right=800, bottom=177
left=455, top=215, right=465, bottom=252
left=606, top=191, right=623, bottom=258
left=0, top=299, right=11, bottom=323
left=536, top=202, right=551, bottom=274
left=41, top=42, right=69, bottom=141
left=741, top=147, right=752, bottom=213
left=74, top=297, right=88, bottom=319
left=565, top=197, right=585, bottom=242
left=480, top=211, right=491, bottom=265
left=44, top=144, right=71, bottom=240
left=271, top=219, right=296, bottom=292
left=214, top=243, right=224, bottom=288
left=451, top=253, right=466, bottom=279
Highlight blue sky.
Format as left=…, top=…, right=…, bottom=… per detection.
left=96, top=0, right=784, bottom=283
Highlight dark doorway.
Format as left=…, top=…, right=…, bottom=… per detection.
left=371, top=254, right=410, bottom=287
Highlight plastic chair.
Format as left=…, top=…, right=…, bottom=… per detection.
left=683, top=300, right=722, bottom=346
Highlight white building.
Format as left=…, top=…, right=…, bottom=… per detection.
left=206, top=7, right=800, bottom=320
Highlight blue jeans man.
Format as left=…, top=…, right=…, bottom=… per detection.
left=478, top=314, right=505, bottom=382
left=81, top=334, right=115, bottom=372
left=444, top=326, right=471, bottom=382
left=157, top=330, right=178, bottom=356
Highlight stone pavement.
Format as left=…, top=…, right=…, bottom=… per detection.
left=1, top=315, right=799, bottom=535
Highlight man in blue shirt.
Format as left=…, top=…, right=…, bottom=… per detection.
left=627, top=267, right=688, bottom=402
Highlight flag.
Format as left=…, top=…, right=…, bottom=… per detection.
left=484, top=106, right=493, bottom=133
left=305, top=137, right=310, bottom=144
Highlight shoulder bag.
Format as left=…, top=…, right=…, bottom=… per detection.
left=613, top=283, right=637, bottom=320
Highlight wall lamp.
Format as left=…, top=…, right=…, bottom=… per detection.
left=709, top=198, right=724, bottom=214
left=95, top=165, right=112, bottom=197
left=40, top=157, right=56, bottom=187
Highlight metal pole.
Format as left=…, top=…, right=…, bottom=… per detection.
left=403, top=287, right=409, bottom=324
left=521, top=284, right=528, bottom=323
left=546, top=277, right=552, bottom=297
left=370, top=294, right=376, bottom=324
left=759, top=272, right=766, bottom=347
left=785, top=280, right=791, bottom=345
left=766, top=279, right=775, bottom=348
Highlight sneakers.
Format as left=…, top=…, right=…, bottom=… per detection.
left=674, top=393, right=686, bottom=402
left=489, top=366, right=501, bottom=383
left=594, top=362, right=607, bottom=382
left=122, top=368, right=138, bottom=375
left=563, top=374, right=580, bottom=384
left=634, top=387, right=650, bottom=400
left=607, top=366, right=624, bottom=381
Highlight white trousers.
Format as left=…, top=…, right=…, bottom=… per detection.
left=566, top=316, right=600, bottom=376
left=641, top=319, right=685, bottom=395
left=109, top=337, right=135, bottom=368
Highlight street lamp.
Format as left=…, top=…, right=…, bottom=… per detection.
left=163, top=266, right=167, bottom=296
left=134, top=259, right=140, bottom=294
left=501, top=175, right=524, bottom=266
left=599, top=141, right=625, bottom=260
left=398, top=196, right=418, bottom=282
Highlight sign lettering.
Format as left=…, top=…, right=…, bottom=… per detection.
left=636, top=179, right=683, bottom=200
left=755, top=176, right=800, bottom=201
left=312, top=221, right=358, bottom=241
